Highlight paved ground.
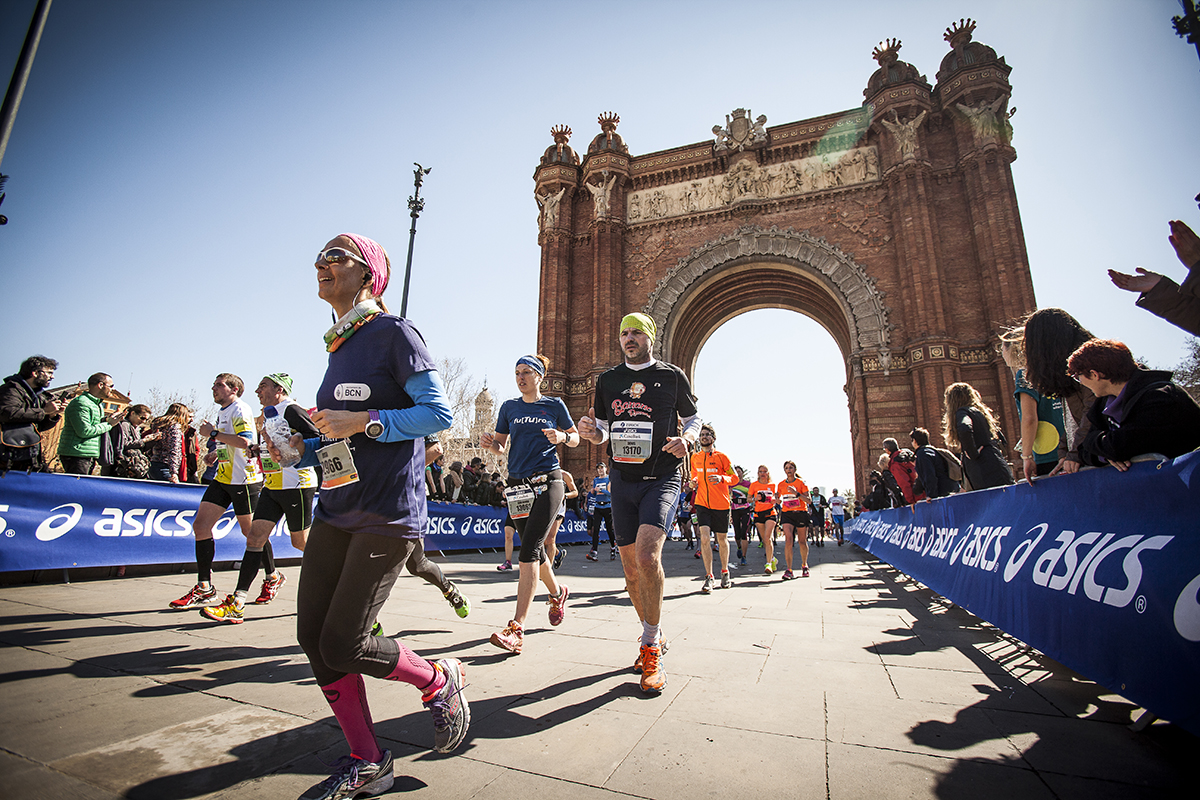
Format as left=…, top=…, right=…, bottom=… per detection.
left=0, top=537, right=1195, bottom=799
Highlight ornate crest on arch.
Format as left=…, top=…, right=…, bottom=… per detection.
left=642, top=224, right=892, bottom=360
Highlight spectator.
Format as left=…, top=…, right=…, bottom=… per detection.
left=0, top=355, right=64, bottom=474
left=58, top=372, right=126, bottom=475
left=881, top=437, right=923, bottom=504
left=146, top=403, right=190, bottom=483
left=183, top=414, right=203, bottom=483
left=875, top=453, right=905, bottom=506
left=425, top=436, right=445, bottom=501
left=443, top=460, right=464, bottom=502
left=910, top=427, right=959, bottom=499
left=1023, top=307, right=1097, bottom=475
left=999, top=328, right=1066, bottom=483
left=1108, top=218, right=1200, bottom=336
left=100, top=403, right=153, bottom=478
left=1067, top=339, right=1200, bottom=469
left=942, top=382, right=1014, bottom=491
left=863, top=470, right=891, bottom=510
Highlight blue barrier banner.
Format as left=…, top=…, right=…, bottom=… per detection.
left=0, top=472, right=588, bottom=571
left=847, top=452, right=1200, bottom=736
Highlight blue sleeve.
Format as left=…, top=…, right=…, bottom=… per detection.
left=297, top=438, right=322, bottom=469
left=377, top=370, right=453, bottom=442
left=556, top=398, right=575, bottom=430
left=495, top=400, right=510, bottom=435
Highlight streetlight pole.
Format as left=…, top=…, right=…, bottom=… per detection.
left=400, top=163, right=431, bottom=319
left=0, top=0, right=53, bottom=169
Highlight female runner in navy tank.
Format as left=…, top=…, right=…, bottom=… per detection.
left=481, top=354, right=580, bottom=655
left=283, top=234, right=469, bottom=799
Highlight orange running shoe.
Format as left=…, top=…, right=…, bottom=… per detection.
left=638, top=644, right=666, bottom=694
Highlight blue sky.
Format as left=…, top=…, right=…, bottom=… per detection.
left=2, top=0, right=1197, bottom=495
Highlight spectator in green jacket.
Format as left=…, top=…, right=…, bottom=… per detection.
left=58, top=373, right=126, bottom=475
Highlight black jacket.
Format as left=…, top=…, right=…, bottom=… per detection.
left=0, top=374, right=60, bottom=471
left=1080, top=368, right=1200, bottom=465
left=914, top=445, right=960, bottom=499
left=954, top=406, right=1014, bottom=491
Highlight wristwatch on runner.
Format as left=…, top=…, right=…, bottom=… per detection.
left=365, top=410, right=384, bottom=440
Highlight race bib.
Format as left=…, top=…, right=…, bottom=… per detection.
left=781, top=493, right=802, bottom=511
left=504, top=485, right=536, bottom=519
left=318, top=440, right=359, bottom=489
left=215, top=445, right=232, bottom=464
left=611, top=420, right=654, bottom=463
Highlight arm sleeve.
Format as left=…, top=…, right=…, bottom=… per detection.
left=1137, top=276, right=1200, bottom=337
left=0, top=386, right=52, bottom=426
left=915, top=451, right=936, bottom=497
left=556, top=398, right=575, bottom=430
left=376, top=370, right=453, bottom=442
left=679, top=414, right=702, bottom=440
left=954, top=409, right=981, bottom=457
left=283, top=405, right=321, bottom=438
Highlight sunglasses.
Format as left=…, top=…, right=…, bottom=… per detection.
left=317, top=247, right=369, bottom=267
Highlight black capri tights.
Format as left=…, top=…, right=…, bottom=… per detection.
left=513, top=471, right=565, bottom=565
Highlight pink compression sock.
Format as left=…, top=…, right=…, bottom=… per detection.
left=321, top=674, right=383, bottom=763
left=384, top=642, right=443, bottom=698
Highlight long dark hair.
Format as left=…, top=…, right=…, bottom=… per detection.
left=1023, top=308, right=1094, bottom=398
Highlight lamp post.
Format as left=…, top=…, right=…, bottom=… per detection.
left=400, top=163, right=431, bottom=319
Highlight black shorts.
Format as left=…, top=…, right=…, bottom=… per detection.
left=610, top=468, right=681, bottom=548
left=201, top=480, right=262, bottom=516
left=753, top=509, right=777, bottom=525
left=253, top=486, right=315, bottom=532
left=780, top=510, right=810, bottom=528
left=694, top=505, right=729, bottom=534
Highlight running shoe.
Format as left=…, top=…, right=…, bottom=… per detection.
left=633, top=635, right=668, bottom=672
left=553, top=549, right=564, bottom=569
left=490, top=620, right=524, bottom=654
left=838, top=539, right=844, bottom=546
left=720, top=572, right=732, bottom=589
left=781, top=570, right=795, bottom=581
left=423, top=658, right=470, bottom=753
left=701, top=575, right=714, bottom=594
left=169, top=583, right=217, bottom=610
left=802, top=566, right=810, bottom=578
left=693, top=550, right=701, bottom=559
left=299, top=750, right=393, bottom=800
left=764, top=558, right=776, bottom=575
left=254, top=572, right=286, bottom=604
left=610, top=546, right=617, bottom=561
left=739, top=556, right=747, bottom=567
left=586, top=550, right=598, bottom=561
left=496, top=560, right=513, bottom=572
left=370, top=621, right=384, bottom=637
left=547, top=585, right=570, bottom=626
left=444, top=585, right=470, bottom=618
left=201, top=594, right=245, bottom=623
left=639, top=644, right=666, bottom=694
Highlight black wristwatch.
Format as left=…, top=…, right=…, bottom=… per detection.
left=365, top=410, right=384, bottom=440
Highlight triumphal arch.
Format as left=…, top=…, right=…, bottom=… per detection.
left=532, top=20, right=1036, bottom=495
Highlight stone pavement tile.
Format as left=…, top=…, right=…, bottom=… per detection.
left=52, top=708, right=341, bottom=800
left=870, top=633, right=1011, bottom=675
left=439, top=701, right=659, bottom=786
left=606, top=717, right=825, bottom=799
left=449, top=764, right=640, bottom=799
left=827, top=693, right=1019, bottom=762
left=768, top=635, right=883, bottom=664
left=985, top=709, right=1190, bottom=788
left=662, top=674, right=826, bottom=741
left=1039, top=772, right=1189, bottom=800
left=0, top=646, right=135, bottom=705
left=662, top=638, right=768, bottom=681
left=0, top=679, right=240, bottom=762
left=885, top=664, right=1061, bottom=714
left=0, top=749, right=122, bottom=800
left=828, top=741, right=1054, bottom=799
left=761, top=654, right=898, bottom=702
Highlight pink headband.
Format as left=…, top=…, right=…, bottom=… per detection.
left=340, top=233, right=390, bottom=298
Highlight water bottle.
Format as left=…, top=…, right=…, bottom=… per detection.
left=263, top=406, right=300, bottom=468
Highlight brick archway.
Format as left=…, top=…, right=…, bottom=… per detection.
left=532, top=24, right=1037, bottom=494
left=644, top=225, right=891, bottom=376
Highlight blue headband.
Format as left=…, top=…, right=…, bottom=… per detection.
left=516, top=355, right=545, bottom=377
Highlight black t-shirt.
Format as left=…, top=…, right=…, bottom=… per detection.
left=593, top=360, right=698, bottom=480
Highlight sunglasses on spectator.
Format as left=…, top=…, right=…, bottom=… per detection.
left=317, top=247, right=368, bottom=267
